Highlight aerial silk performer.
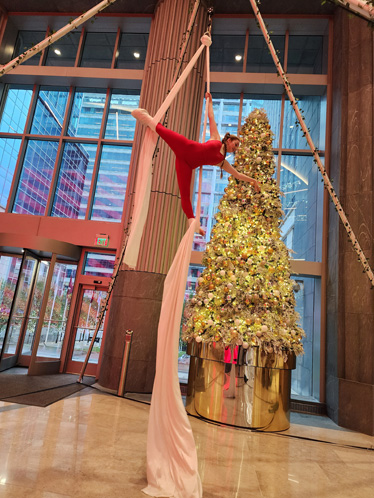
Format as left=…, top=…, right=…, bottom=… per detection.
left=132, top=93, right=260, bottom=235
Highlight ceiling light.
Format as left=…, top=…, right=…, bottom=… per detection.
left=54, top=48, right=61, bottom=56
left=235, top=54, right=242, bottom=62
left=133, top=52, right=140, bottom=59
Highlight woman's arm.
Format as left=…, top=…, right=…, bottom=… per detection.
left=205, top=92, right=221, bottom=141
left=222, top=160, right=261, bottom=192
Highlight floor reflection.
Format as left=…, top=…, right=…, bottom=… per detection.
left=0, top=389, right=373, bottom=497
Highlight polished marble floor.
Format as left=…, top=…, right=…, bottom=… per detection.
left=0, top=387, right=373, bottom=497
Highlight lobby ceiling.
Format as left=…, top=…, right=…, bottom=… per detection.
left=0, top=0, right=336, bottom=15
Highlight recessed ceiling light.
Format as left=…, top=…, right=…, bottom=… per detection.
left=235, top=54, right=242, bottom=62
left=133, top=52, right=140, bottom=59
left=54, top=48, right=61, bottom=56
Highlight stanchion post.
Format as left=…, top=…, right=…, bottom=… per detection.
left=117, top=330, right=133, bottom=397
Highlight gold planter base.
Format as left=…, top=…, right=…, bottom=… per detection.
left=185, top=342, right=296, bottom=432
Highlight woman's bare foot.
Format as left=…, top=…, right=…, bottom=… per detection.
left=131, top=108, right=156, bottom=131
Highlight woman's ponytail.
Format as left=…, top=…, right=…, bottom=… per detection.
left=220, top=134, right=230, bottom=179
left=222, top=132, right=231, bottom=144
left=222, top=132, right=239, bottom=144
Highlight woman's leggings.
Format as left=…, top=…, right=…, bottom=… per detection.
left=156, top=123, right=200, bottom=219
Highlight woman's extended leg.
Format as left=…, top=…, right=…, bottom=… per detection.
left=132, top=108, right=194, bottom=156
left=175, top=157, right=194, bottom=219
left=156, top=123, right=192, bottom=158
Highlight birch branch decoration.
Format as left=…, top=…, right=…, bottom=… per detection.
left=0, top=0, right=117, bottom=77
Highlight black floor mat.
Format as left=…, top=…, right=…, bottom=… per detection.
left=0, top=368, right=95, bottom=407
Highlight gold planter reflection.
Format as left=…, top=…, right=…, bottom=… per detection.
left=185, top=342, right=296, bottom=432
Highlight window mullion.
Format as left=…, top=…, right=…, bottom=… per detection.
left=85, top=88, right=111, bottom=221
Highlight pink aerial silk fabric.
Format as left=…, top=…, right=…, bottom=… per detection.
left=124, top=34, right=212, bottom=498
left=142, top=220, right=202, bottom=497
left=123, top=128, right=158, bottom=268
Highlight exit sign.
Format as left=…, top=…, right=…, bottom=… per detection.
left=95, top=234, right=109, bottom=247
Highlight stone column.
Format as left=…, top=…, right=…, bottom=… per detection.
left=98, top=0, right=208, bottom=392
left=327, top=8, right=374, bottom=435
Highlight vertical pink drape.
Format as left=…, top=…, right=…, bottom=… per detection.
left=142, top=221, right=202, bottom=497
left=123, top=34, right=211, bottom=497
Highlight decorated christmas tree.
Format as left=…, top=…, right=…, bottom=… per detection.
left=183, top=109, right=305, bottom=359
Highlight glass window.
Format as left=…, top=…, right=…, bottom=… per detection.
left=13, top=30, right=46, bottom=66
left=80, top=32, right=116, bottom=68
left=83, top=252, right=116, bottom=277
left=287, top=35, right=324, bottom=74
left=0, top=138, right=22, bottom=211
left=68, top=89, right=106, bottom=138
left=246, top=35, right=285, bottom=73
left=200, top=94, right=241, bottom=140
left=104, top=90, right=140, bottom=140
left=242, top=95, right=282, bottom=149
left=210, top=35, right=246, bottom=72
left=30, top=87, right=69, bottom=136
left=280, top=155, right=323, bottom=262
left=282, top=95, right=325, bottom=150
left=90, top=145, right=131, bottom=222
left=51, top=142, right=97, bottom=219
left=0, top=85, right=33, bottom=133
left=12, top=140, right=58, bottom=215
left=116, top=33, right=149, bottom=69
left=291, top=276, right=321, bottom=401
left=45, top=31, right=81, bottom=67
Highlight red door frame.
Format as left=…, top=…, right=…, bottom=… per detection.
left=60, top=248, right=114, bottom=377
left=64, top=283, right=109, bottom=376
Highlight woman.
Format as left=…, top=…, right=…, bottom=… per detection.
left=132, top=93, right=260, bottom=235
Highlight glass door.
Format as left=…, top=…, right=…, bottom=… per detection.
left=19, top=260, right=49, bottom=359
left=0, top=255, right=22, bottom=356
left=0, top=252, right=39, bottom=371
left=19, top=261, right=76, bottom=365
left=65, top=284, right=107, bottom=376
